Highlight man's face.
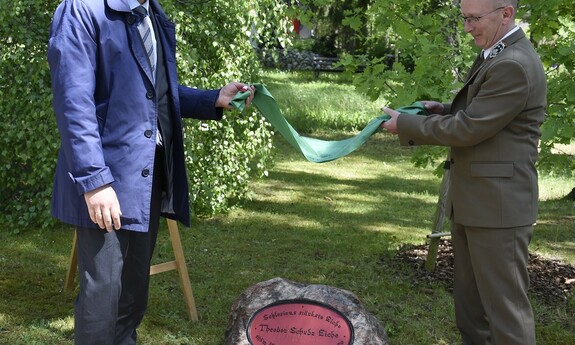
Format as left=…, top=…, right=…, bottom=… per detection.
left=460, top=0, right=506, bottom=49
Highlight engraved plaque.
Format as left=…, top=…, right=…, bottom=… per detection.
left=247, top=299, right=354, bottom=345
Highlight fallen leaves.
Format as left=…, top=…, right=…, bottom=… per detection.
left=394, top=240, right=575, bottom=305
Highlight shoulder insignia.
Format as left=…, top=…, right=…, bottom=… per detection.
left=488, top=42, right=506, bottom=59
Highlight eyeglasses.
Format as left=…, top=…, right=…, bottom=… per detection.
left=460, top=6, right=505, bottom=24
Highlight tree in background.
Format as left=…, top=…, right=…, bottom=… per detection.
left=293, top=0, right=574, bottom=182
left=0, top=0, right=291, bottom=232
left=526, top=0, right=575, bottom=178
left=290, top=0, right=371, bottom=56
left=163, top=0, right=291, bottom=216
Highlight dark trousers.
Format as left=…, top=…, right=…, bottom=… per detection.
left=452, top=223, right=535, bottom=345
left=74, top=150, right=164, bottom=345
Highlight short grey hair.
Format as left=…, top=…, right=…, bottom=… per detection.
left=497, top=0, right=518, bottom=10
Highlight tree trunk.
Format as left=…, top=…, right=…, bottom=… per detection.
left=563, top=187, right=575, bottom=200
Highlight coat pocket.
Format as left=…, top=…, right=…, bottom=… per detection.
left=470, top=162, right=514, bottom=177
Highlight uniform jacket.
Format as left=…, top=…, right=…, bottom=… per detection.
left=397, top=28, right=547, bottom=228
left=48, top=0, right=223, bottom=231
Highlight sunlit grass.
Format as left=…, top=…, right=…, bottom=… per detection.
left=539, top=174, right=573, bottom=201
left=258, top=69, right=386, bottom=133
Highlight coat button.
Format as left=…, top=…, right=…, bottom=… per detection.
left=144, top=130, right=153, bottom=138
left=408, top=140, right=415, bottom=146
left=141, top=169, right=150, bottom=177
left=146, top=91, right=154, bottom=99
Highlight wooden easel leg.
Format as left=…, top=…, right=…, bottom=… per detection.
left=64, top=229, right=78, bottom=291
left=166, top=219, right=199, bottom=321
left=425, top=163, right=451, bottom=272
left=425, top=237, right=441, bottom=272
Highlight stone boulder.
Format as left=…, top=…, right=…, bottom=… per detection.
left=225, top=277, right=389, bottom=345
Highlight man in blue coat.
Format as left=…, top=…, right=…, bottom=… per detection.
left=48, top=0, right=254, bottom=343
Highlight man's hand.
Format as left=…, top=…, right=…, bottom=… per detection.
left=84, top=185, right=122, bottom=231
left=216, top=82, right=255, bottom=110
left=421, top=101, right=444, bottom=114
left=381, top=107, right=400, bottom=135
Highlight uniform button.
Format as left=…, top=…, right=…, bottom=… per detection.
left=141, top=169, right=150, bottom=177
left=146, top=91, right=154, bottom=99
left=408, top=140, right=415, bottom=146
left=144, top=130, right=153, bottom=138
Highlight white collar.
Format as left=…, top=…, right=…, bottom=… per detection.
left=128, top=0, right=149, bottom=12
left=482, top=25, right=520, bottom=59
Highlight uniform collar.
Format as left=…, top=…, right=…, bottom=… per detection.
left=482, top=25, right=520, bottom=59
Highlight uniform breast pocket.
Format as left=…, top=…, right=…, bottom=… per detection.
left=470, top=162, right=514, bottom=177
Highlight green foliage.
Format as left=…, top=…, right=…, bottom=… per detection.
left=298, top=0, right=574, bottom=176
left=352, top=0, right=467, bottom=172
left=0, top=1, right=57, bottom=232
left=525, top=0, right=575, bottom=175
left=163, top=0, right=292, bottom=216
left=291, top=1, right=465, bottom=171
left=288, top=0, right=372, bottom=56
left=0, top=0, right=290, bottom=232
left=376, top=0, right=575, bottom=174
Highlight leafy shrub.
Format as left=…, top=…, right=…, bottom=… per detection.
left=0, top=1, right=56, bottom=231
left=0, top=0, right=290, bottom=232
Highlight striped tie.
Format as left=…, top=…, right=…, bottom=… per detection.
left=134, top=6, right=156, bottom=82
left=134, top=6, right=162, bottom=145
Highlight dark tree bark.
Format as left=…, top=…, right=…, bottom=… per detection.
left=563, top=187, right=575, bottom=200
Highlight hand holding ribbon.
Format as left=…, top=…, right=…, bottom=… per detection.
left=230, top=83, right=428, bottom=163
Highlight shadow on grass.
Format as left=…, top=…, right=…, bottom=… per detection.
left=159, top=131, right=451, bottom=316
left=241, top=168, right=438, bottom=231
left=0, top=227, right=76, bottom=342
left=1, top=158, right=573, bottom=344
left=0, top=129, right=446, bottom=344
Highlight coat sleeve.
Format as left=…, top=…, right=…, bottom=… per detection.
left=48, top=0, right=114, bottom=195
left=397, top=58, right=530, bottom=147
left=178, top=85, right=224, bottom=120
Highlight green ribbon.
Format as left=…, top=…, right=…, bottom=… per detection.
left=230, top=83, right=428, bottom=163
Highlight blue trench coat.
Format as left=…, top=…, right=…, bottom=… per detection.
left=48, top=0, right=222, bottom=231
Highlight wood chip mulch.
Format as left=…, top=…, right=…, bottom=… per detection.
left=394, top=239, right=575, bottom=305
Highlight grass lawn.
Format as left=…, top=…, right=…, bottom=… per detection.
left=0, top=70, right=573, bottom=344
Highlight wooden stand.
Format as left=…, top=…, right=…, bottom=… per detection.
left=425, top=162, right=452, bottom=272
left=64, top=219, right=198, bottom=321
